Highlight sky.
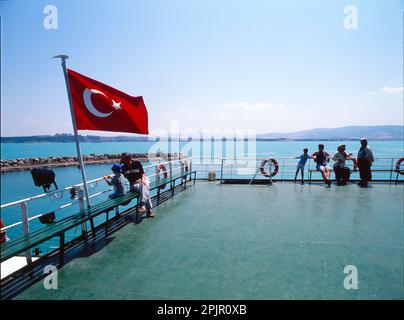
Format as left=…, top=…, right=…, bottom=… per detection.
left=0, top=0, right=403, bottom=137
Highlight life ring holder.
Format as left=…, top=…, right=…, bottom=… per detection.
left=260, top=159, right=279, bottom=177
left=396, top=158, right=404, bottom=175
left=157, top=164, right=168, bottom=189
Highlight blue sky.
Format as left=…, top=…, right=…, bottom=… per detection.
left=1, top=0, right=403, bottom=136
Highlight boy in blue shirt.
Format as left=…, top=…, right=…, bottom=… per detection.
left=104, top=163, right=126, bottom=199
left=294, top=148, right=311, bottom=184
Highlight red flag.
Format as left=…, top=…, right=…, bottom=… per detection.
left=67, top=69, right=149, bottom=134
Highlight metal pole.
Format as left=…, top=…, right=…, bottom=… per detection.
left=21, top=202, right=32, bottom=264
left=77, top=187, right=87, bottom=237
left=220, top=158, right=224, bottom=184
left=155, top=164, right=159, bottom=185
left=53, top=55, right=91, bottom=208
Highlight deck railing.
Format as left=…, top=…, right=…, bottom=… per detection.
left=0, top=158, right=192, bottom=263
left=190, top=156, right=404, bottom=182
left=1, top=155, right=403, bottom=262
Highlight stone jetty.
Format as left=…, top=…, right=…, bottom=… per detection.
left=0, top=152, right=180, bottom=173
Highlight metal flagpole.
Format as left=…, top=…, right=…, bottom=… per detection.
left=53, top=54, right=91, bottom=208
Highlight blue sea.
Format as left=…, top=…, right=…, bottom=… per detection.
left=1, top=140, right=403, bottom=253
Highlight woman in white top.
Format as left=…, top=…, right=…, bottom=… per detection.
left=332, top=144, right=352, bottom=186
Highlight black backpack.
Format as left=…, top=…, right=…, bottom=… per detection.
left=31, top=168, right=58, bottom=192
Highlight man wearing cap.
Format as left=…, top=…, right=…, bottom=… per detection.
left=120, top=153, right=154, bottom=218
left=357, top=139, right=374, bottom=187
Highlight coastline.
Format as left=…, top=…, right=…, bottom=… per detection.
left=0, top=153, right=178, bottom=173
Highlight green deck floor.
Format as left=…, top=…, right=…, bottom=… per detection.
left=15, top=181, right=404, bottom=299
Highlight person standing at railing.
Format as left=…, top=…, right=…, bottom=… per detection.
left=120, top=153, right=154, bottom=218
left=311, top=144, right=332, bottom=187
left=103, top=163, right=126, bottom=199
left=357, top=138, right=374, bottom=188
left=332, top=144, right=352, bottom=186
left=294, top=148, right=312, bottom=184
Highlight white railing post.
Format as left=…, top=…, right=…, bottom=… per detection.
left=220, top=158, right=224, bottom=184
left=168, top=160, right=173, bottom=180
left=20, top=201, right=32, bottom=264
left=181, top=159, right=184, bottom=177
left=189, top=158, right=193, bottom=174
left=281, top=158, right=285, bottom=181
left=168, top=160, right=174, bottom=195
left=230, top=164, right=233, bottom=180
left=155, top=164, right=159, bottom=185
left=77, top=187, right=87, bottom=237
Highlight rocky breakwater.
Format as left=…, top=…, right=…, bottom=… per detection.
left=0, top=152, right=177, bottom=173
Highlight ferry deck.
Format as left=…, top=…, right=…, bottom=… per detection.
left=1, top=158, right=403, bottom=300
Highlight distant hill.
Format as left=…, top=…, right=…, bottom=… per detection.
left=1, top=125, right=403, bottom=142
left=0, top=133, right=152, bottom=143
left=257, top=125, right=403, bottom=141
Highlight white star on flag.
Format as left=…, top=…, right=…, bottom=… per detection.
left=111, top=100, right=122, bottom=110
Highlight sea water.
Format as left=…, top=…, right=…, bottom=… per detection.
left=2, top=140, right=403, bottom=160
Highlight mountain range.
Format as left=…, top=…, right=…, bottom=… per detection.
left=256, top=125, right=403, bottom=141
left=1, top=125, right=402, bottom=142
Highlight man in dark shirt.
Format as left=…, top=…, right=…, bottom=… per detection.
left=121, top=156, right=145, bottom=185
left=120, top=153, right=154, bottom=218
left=357, top=138, right=374, bottom=188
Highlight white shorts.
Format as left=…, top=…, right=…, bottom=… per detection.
left=316, top=164, right=331, bottom=171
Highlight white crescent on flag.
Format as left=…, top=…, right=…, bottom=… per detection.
left=83, top=88, right=113, bottom=118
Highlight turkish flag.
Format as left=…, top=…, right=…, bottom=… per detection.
left=67, top=69, right=149, bottom=134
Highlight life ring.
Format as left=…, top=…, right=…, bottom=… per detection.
left=396, top=158, right=404, bottom=175
left=157, top=164, right=168, bottom=189
left=349, top=158, right=358, bottom=171
left=0, top=219, right=6, bottom=244
left=260, top=159, right=279, bottom=177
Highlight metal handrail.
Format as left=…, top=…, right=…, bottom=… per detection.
left=220, top=156, right=402, bottom=160
left=218, top=157, right=403, bottom=178
left=0, top=158, right=188, bottom=209
left=0, top=158, right=192, bottom=238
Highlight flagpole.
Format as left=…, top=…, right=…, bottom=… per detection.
left=53, top=54, right=91, bottom=208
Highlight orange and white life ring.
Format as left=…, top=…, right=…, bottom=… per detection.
left=157, top=164, right=168, bottom=189
left=0, top=219, right=6, bottom=244
left=349, top=158, right=358, bottom=171
left=260, top=159, right=279, bottom=177
left=396, top=158, right=404, bottom=175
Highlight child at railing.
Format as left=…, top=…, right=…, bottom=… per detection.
left=103, top=163, right=125, bottom=199
left=294, top=148, right=312, bottom=184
